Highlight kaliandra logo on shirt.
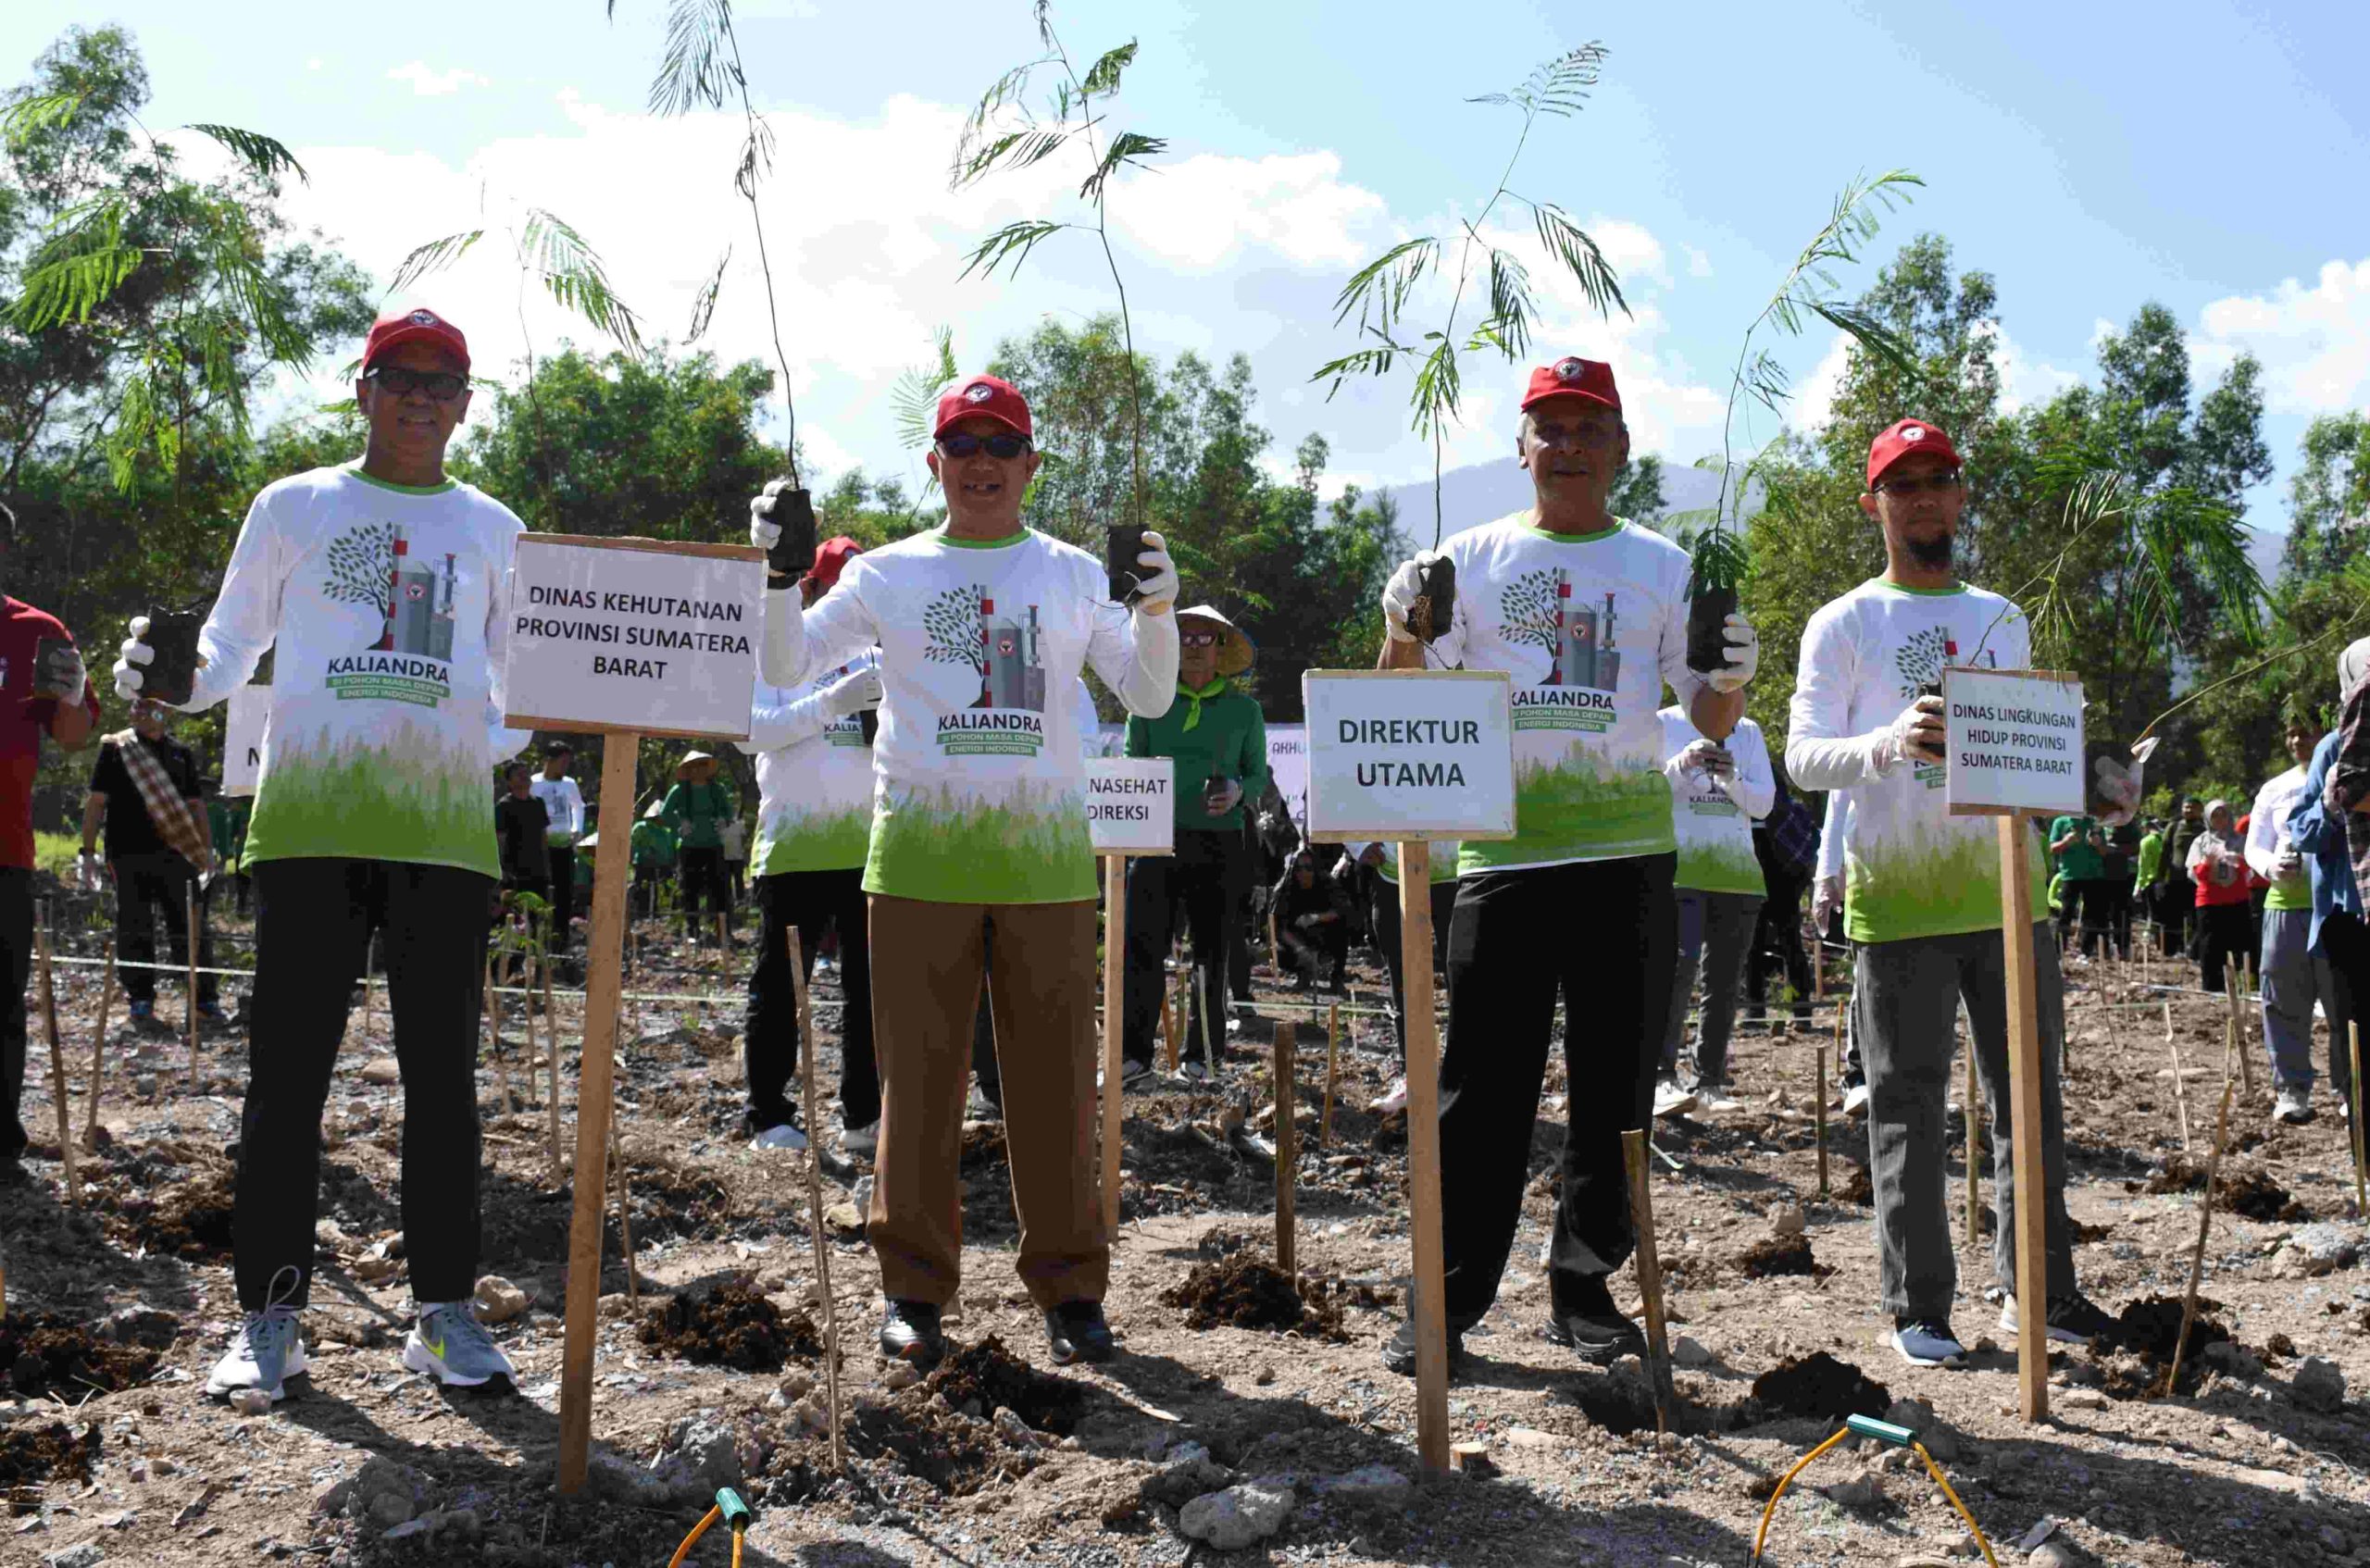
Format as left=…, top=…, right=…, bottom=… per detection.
left=1502, top=567, right=1620, bottom=734
left=1892, top=623, right=1998, bottom=789
left=319, top=520, right=455, bottom=708
left=923, top=585, right=1046, bottom=757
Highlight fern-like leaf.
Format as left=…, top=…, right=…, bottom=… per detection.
left=1079, top=131, right=1164, bottom=201
left=686, top=246, right=730, bottom=342
left=521, top=208, right=644, bottom=354
left=9, top=198, right=143, bottom=330
left=956, top=219, right=1069, bottom=281
left=1, top=90, right=85, bottom=150
left=188, top=123, right=309, bottom=186
left=649, top=0, right=735, bottom=116
left=1529, top=203, right=1630, bottom=321
left=388, top=230, right=485, bottom=295
left=1080, top=40, right=1137, bottom=97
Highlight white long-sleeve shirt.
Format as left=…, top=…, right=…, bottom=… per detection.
left=755, top=527, right=1178, bottom=903
left=1660, top=706, right=1772, bottom=896
left=736, top=651, right=879, bottom=876
left=530, top=772, right=585, bottom=840
left=190, top=462, right=529, bottom=877
left=2246, top=765, right=2312, bottom=913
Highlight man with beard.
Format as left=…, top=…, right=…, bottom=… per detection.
left=1787, top=417, right=2112, bottom=1369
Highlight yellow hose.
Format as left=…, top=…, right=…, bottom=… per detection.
left=667, top=1505, right=721, bottom=1568
left=1915, top=1441, right=2002, bottom=1568
left=1751, top=1428, right=2002, bottom=1568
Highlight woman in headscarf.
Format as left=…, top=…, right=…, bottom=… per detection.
left=2187, top=798, right=2252, bottom=994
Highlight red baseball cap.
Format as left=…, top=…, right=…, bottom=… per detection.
left=1865, top=417, right=1962, bottom=488
left=363, top=305, right=470, bottom=374
left=933, top=373, right=1032, bottom=441
left=1520, top=355, right=1621, bottom=414
left=805, top=536, right=863, bottom=591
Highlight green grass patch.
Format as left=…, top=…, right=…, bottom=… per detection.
left=755, top=806, right=873, bottom=876
left=1845, top=828, right=2047, bottom=942
left=1465, top=753, right=1674, bottom=871
left=244, top=728, right=496, bottom=876
left=32, top=830, right=80, bottom=879
left=866, top=781, right=1092, bottom=903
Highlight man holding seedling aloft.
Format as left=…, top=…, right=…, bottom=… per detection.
left=1786, top=417, right=2113, bottom=1370
left=1372, top=356, right=1760, bottom=1375
left=750, top=373, right=1179, bottom=1370
left=115, top=305, right=526, bottom=1401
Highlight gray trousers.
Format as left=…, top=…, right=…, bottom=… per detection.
left=2260, top=906, right=2342, bottom=1095
left=1857, top=923, right=2077, bottom=1321
left=1663, top=890, right=1764, bottom=1086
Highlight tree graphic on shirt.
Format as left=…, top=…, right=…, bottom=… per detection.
left=1894, top=626, right=1952, bottom=698
left=922, top=587, right=986, bottom=678
left=1499, top=569, right=1560, bottom=654
left=323, top=520, right=397, bottom=620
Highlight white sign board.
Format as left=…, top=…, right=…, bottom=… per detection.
left=222, top=680, right=268, bottom=798
left=1302, top=670, right=1516, bottom=841
left=1943, top=666, right=2086, bottom=817
left=1265, top=724, right=1309, bottom=831
left=1086, top=757, right=1174, bottom=855
left=505, top=535, right=766, bottom=740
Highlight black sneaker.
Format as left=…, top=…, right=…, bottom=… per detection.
left=1543, top=1276, right=1645, bottom=1364
left=1380, top=1315, right=1464, bottom=1377
left=1044, top=1300, right=1115, bottom=1365
left=879, top=1300, right=945, bottom=1368
left=1999, top=1291, right=2117, bottom=1347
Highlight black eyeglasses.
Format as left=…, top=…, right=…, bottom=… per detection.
left=936, top=431, right=1031, bottom=460
left=364, top=366, right=468, bottom=403
left=1874, top=472, right=1963, bottom=497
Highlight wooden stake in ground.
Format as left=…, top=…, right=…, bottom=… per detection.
left=1164, top=972, right=1181, bottom=1074
left=544, top=949, right=565, bottom=1179
left=608, top=1107, right=640, bottom=1307
left=1817, top=1009, right=1833, bottom=1201
left=486, top=952, right=513, bottom=1117
left=2165, top=1022, right=2241, bottom=1400
left=184, top=879, right=201, bottom=1089
left=85, top=940, right=116, bottom=1145
left=1100, top=854, right=1126, bottom=1233
left=1620, top=1128, right=1674, bottom=1435
left=717, top=912, right=732, bottom=986
left=1274, top=1020, right=1297, bottom=1278
left=31, top=927, right=78, bottom=1206
left=2237, top=956, right=2256, bottom=1098
left=783, top=927, right=847, bottom=1470
left=1965, top=1040, right=1981, bottom=1251
left=2164, top=1000, right=2189, bottom=1151
left=2351, top=1022, right=2366, bottom=1218
left=1395, top=841, right=1452, bottom=1476
left=1995, top=815, right=2051, bottom=1423
left=556, top=736, right=639, bottom=1495
left=1319, top=1001, right=1341, bottom=1148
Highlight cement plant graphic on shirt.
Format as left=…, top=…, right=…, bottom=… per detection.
left=921, top=585, right=1047, bottom=757
left=1500, top=568, right=1623, bottom=693
left=319, top=520, right=457, bottom=706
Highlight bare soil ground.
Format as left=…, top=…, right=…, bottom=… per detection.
left=6, top=901, right=2370, bottom=1568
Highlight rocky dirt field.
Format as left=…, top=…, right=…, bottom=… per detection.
left=5, top=896, right=2369, bottom=1568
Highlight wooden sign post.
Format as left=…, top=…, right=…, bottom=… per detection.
left=1304, top=667, right=1515, bottom=1476
left=1085, top=758, right=1174, bottom=1232
left=1944, top=666, right=2084, bottom=1424
left=504, top=533, right=764, bottom=1495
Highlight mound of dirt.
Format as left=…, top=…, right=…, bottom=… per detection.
left=1735, top=1234, right=1828, bottom=1279
left=638, top=1277, right=817, bottom=1371
left=2088, top=1293, right=2235, bottom=1399
left=1565, top=1369, right=1740, bottom=1437
left=0, top=1315, right=163, bottom=1400
left=1750, top=1352, right=1891, bottom=1423
left=0, top=1422, right=101, bottom=1488
left=927, top=1335, right=1085, bottom=1436
left=116, top=1161, right=238, bottom=1260
left=1159, top=1255, right=1349, bottom=1339
left=2144, top=1156, right=2308, bottom=1222
left=1836, top=1165, right=1874, bottom=1206
left=833, top=1394, right=1038, bottom=1497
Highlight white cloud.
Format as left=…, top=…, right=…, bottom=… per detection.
left=1977, top=322, right=2081, bottom=415
left=387, top=62, right=492, bottom=97
left=1787, top=332, right=1852, bottom=434
left=1684, top=245, right=1713, bottom=280
left=2191, top=256, right=2370, bottom=415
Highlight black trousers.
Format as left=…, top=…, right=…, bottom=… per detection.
left=1439, top=853, right=1676, bottom=1327
left=747, top=868, right=879, bottom=1129
left=1745, top=867, right=1815, bottom=1024
left=680, top=846, right=729, bottom=929
left=2316, top=909, right=2370, bottom=1105
left=235, top=858, right=491, bottom=1310
left=544, top=842, right=577, bottom=952
left=2158, top=876, right=2195, bottom=955
left=2194, top=902, right=2252, bottom=993
left=1367, top=874, right=1456, bottom=1065
left=112, top=852, right=217, bottom=1007
left=2056, top=877, right=2111, bottom=958
left=0, top=868, right=31, bottom=1159
left=1121, top=829, right=1246, bottom=1069
left=2101, top=875, right=2135, bottom=955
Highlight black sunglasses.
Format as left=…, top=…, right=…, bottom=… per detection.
left=1873, top=472, right=1962, bottom=497
left=364, top=366, right=468, bottom=403
left=936, top=431, right=1031, bottom=460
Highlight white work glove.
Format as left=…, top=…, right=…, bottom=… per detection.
left=113, top=616, right=156, bottom=701
left=1381, top=551, right=1448, bottom=643
left=1703, top=612, right=1759, bottom=693
left=76, top=852, right=105, bottom=894
left=1204, top=778, right=1243, bottom=815
left=1675, top=739, right=1735, bottom=782
left=821, top=666, right=883, bottom=717
left=32, top=641, right=85, bottom=705
left=1875, top=693, right=1947, bottom=773
left=1812, top=874, right=1844, bottom=932
left=1294, top=912, right=1321, bottom=930
left=1130, top=529, right=1179, bottom=615
left=747, top=481, right=788, bottom=554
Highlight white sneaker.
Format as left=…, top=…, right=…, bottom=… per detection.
left=1842, top=1081, right=1871, bottom=1116
left=403, top=1301, right=517, bottom=1387
left=1653, top=1079, right=1698, bottom=1119
left=205, top=1265, right=307, bottom=1402
left=2275, top=1087, right=2314, bottom=1125
left=1697, top=1086, right=1743, bottom=1114
left=1891, top=1318, right=1968, bottom=1368
left=1375, top=1076, right=1409, bottom=1117
left=750, top=1121, right=809, bottom=1151
left=841, top=1120, right=879, bottom=1155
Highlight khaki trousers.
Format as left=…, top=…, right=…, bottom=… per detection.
left=866, top=893, right=1107, bottom=1309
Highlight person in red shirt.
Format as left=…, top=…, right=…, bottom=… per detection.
left=0, top=500, right=102, bottom=1181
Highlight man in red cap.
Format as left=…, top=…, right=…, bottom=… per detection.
left=1786, top=417, right=2111, bottom=1369
left=115, top=305, right=529, bottom=1400
left=734, top=536, right=883, bottom=1155
left=749, top=374, right=1180, bottom=1369
left=1373, top=355, right=1760, bottom=1375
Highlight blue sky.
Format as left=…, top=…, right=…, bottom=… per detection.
left=10, top=0, right=2365, bottom=533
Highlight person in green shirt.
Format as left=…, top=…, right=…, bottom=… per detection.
left=660, top=751, right=738, bottom=943
left=630, top=799, right=680, bottom=921
left=2048, top=812, right=2109, bottom=958
left=1119, top=606, right=1267, bottom=1082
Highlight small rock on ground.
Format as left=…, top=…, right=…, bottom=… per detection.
left=1178, top=1483, right=1295, bottom=1550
